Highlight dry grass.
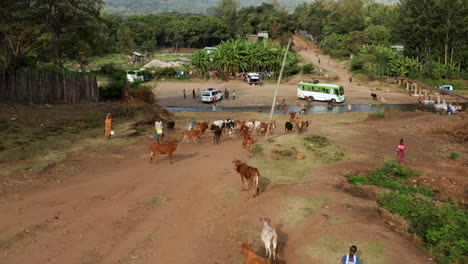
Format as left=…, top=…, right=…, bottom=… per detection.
left=248, top=134, right=348, bottom=186
left=280, top=196, right=329, bottom=227
left=299, top=237, right=386, bottom=264
left=212, top=184, right=238, bottom=201
left=0, top=121, right=138, bottom=176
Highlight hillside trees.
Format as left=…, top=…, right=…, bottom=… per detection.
left=214, top=0, right=240, bottom=37
left=0, top=0, right=104, bottom=70
left=117, top=13, right=230, bottom=52
left=394, top=0, right=467, bottom=77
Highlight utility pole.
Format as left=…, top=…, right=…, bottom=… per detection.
left=265, top=37, right=292, bottom=138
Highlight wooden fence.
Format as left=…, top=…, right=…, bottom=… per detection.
left=0, top=70, right=99, bottom=103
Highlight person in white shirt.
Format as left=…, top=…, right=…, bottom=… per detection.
left=154, top=118, right=164, bottom=142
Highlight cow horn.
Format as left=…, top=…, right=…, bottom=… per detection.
left=236, top=241, right=243, bottom=244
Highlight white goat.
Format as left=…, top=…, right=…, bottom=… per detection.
left=260, top=217, right=277, bottom=261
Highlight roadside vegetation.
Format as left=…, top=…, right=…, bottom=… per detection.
left=348, top=162, right=468, bottom=264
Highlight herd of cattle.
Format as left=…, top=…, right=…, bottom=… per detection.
left=148, top=113, right=311, bottom=263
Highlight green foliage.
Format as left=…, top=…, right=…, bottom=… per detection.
left=99, top=69, right=127, bottom=100
left=350, top=162, right=466, bottom=264
left=190, top=39, right=298, bottom=77
left=1, top=0, right=105, bottom=70
left=448, top=152, right=460, bottom=160
left=304, top=135, right=330, bottom=148
left=379, top=193, right=468, bottom=264
left=155, top=67, right=176, bottom=77
left=302, top=64, right=314, bottom=74
left=348, top=175, right=370, bottom=185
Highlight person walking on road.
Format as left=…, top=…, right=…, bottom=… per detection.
left=192, top=89, right=195, bottom=99
left=183, top=89, right=186, bottom=99
left=232, top=90, right=236, bottom=100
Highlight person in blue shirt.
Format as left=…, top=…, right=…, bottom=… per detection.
left=341, top=245, right=361, bottom=264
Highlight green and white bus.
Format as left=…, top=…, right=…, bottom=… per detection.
left=297, top=81, right=345, bottom=103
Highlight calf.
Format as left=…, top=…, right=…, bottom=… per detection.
left=371, top=93, right=378, bottom=100
left=182, top=130, right=202, bottom=143
left=269, top=121, right=276, bottom=134
left=295, top=119, right=310, bottom=134
left=213, top=120, right=225, bottom=131
left=149, top=140, right=178, bottom=164
left=244, top=136, right=254, bottom=157
left=236, top=120, right=246, bottom=132
left=196, top=121, right=209, bottom=134
left=288, top=112, right=296, bottom=121
left=232, top=160, right=260, bottom=197
left=245, top=121, right=255, bottom=131
left=241, top=130, right=251, bottom=149
left=260, top=217, right=278, bottom=261
left=240, top=243, right=271, bottom=264
left=212, top=125, right=222, bottom=144
left=259, top=122, right=269, bottom=136
left=285, top=121, right=293, bottom=133
left=254, top=121, right=262, bottom=135
left=305, top=96, right=313, bottom=104
left=167, top=121, right=175, bottom=133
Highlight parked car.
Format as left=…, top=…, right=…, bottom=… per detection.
left=201, top=88, right=223, bottom=103
left=437, top=85, right=454, bottom=92
left=247, top=73, right=262, bottom=85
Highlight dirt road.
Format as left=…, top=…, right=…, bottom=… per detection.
left=152, top=36, right=415, bottom=109
left=1, top=111, right=456, bottom=264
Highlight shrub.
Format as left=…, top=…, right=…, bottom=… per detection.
left=284, top=64, right=301, bottom=76
left=99, top=69, right=127, bottom=100
left=448, top=152, right=460, bottom=160
left=354, top=162, right=467, bottom=264
left=99, top=63, right=119, bottom=75
left=302, top=64, right=314, bottom=74
left=155, top=67, right=176, bottom=77
left=348, top=175, right=370, bottom=185
left=381, top=194, right=468, bottom=264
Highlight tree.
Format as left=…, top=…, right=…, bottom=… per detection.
left=214, top=0, right=239, bottom=37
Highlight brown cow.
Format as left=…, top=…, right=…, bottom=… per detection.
left=196, top=121, right=209, bottom=134
left=182, top=130, right=202, bottom=143
left=233, top=160, right=260, bottom=196
left=259, top=121, right=276, bottom=136
left=240, top=243, right=271, bottom=264
left=149, top=140, right=178, bottom=164
left=295, top=119, right=310, bottom=134
left=235, top=120, right=246, bottom=132
left=282, top=106, right=288, bottom=113
left=288, top=112, right=296, bottom=121
left=244, top=136, right=254, bottom=156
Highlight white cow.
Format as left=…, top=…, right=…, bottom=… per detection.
left=260, top=217, right=277, bottom=261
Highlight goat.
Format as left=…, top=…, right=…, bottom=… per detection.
left=260, top=217, right=277, bottom=261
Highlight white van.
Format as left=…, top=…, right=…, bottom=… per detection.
left=247, top=73, right=261, bottom=85
left=201, top=88, right=223, bottom=103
